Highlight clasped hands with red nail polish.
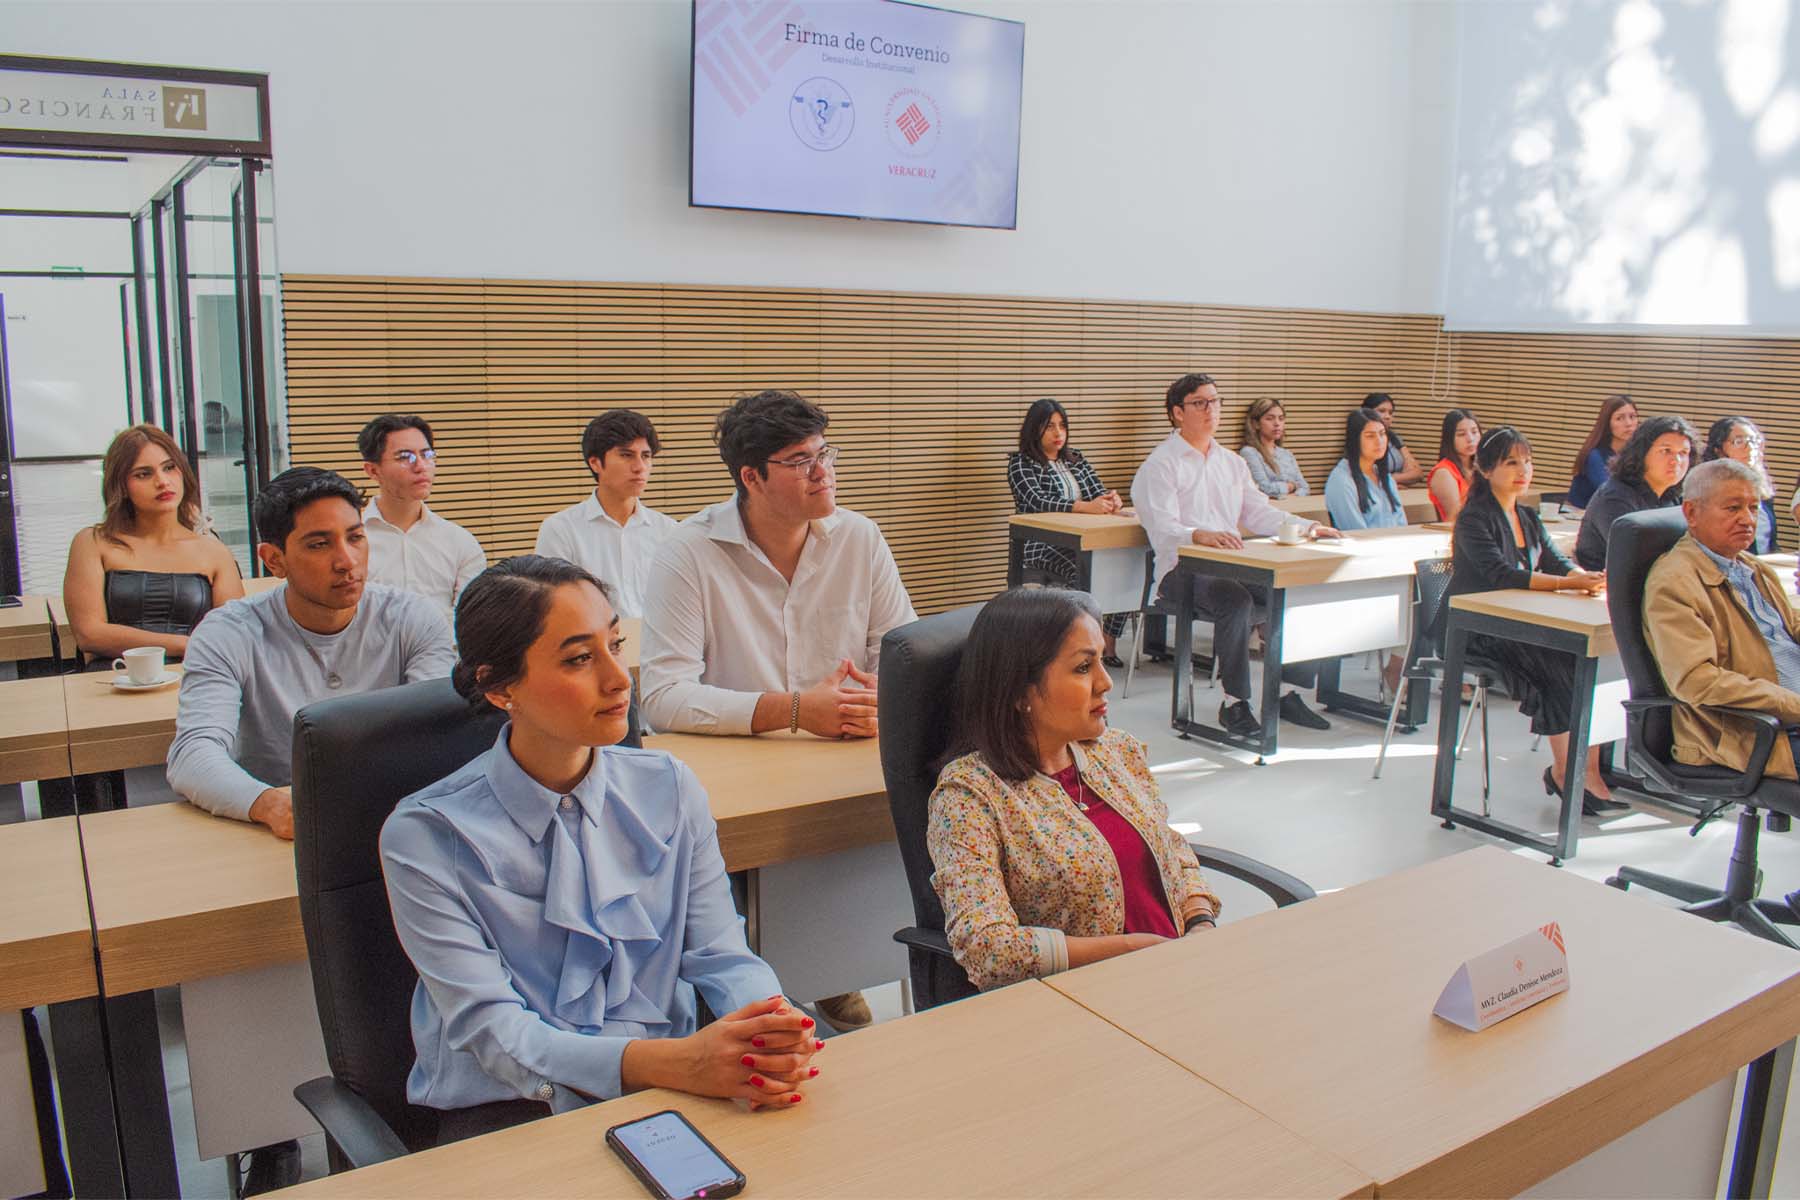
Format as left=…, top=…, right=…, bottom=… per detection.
left=714, top=995, right=822, bottom=1111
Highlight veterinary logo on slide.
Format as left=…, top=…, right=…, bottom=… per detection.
left=789, top=77, right=854, bottom=151
left=883, top=88, right=940, bottom=157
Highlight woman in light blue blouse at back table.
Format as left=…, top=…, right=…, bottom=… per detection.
left=1325, top=408, right=1409, bottom=532
left=381, top=555, right=820, bottom=1146
left=1238, top=397, right=1310, bottom=498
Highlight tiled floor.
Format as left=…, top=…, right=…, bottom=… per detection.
left=13, top=651, right=1800, bottom=1196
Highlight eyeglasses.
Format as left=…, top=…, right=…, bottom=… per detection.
left=1177, top=397, right=1223, bottom=411
left=1727, top=434, right=1763, bottom=449
left=767, top=445, right=839, bottom=475
left=392, top=449, right=437, bottom=467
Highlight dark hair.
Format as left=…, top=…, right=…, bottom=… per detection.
left=714, top=390, right=830, bottom=496
left=252, top=467, right=363, bottom=549
left=1437, top=408, right=1481, bottom=468
left=1362, top=392, right=1396, bottom=414
left=450, top=556, right=613, bottom=710
left=1466, top=426, right=1535, bottom=507
left=1703, top=415, right=1772, bottom=497
left=582, top=409, right=662, bottom=479
left=96, top=424, right=203, bottom=546
left=357, top=414, right=434, bottom=463
left=1342, top=408, right=1398, bottom=515
left=1018, top=398, right=1080, bottom=466
left=1609, top=414, right=1697, bottom=491
left=948, top=587, right=1103, bottom=782
left=1571, top=393, right=1636, bottom=477
left=1164, top=373, right=1216, bottom=425
left=1240, top=398, right=1284, bottom=473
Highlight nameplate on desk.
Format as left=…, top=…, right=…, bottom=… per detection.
left=1433, top=923, right=1569, bottom=1032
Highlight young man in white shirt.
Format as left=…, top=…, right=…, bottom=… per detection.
left=1132, top=373, right=1340, bottom=740
left=534, top=409, right=677, bottom=618
left=640, top=388, right=916, bottom=1032
left=359, top=414, right=487, bottom=627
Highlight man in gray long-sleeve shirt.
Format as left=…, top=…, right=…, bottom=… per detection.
left=167, top=467, right=456, bottom=841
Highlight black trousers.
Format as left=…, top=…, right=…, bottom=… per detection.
left=435, top=1099, right=551, bottom=1146
left=1157, top=571, right=1321, bottom=701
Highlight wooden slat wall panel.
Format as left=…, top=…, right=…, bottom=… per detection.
left=280, top=274, right=1441, bottom=613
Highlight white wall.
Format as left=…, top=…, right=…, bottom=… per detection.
left=1, top=0, right=1456, bottom=315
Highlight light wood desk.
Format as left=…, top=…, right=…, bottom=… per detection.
left=276, top=980, right=1375, bottom=1200
left=1167, top=527, right=1450, bottom=758
left=1048, top=847, right=1800, bottom=1200
left=0, top=815, right=100, bottom=1200
left=1005, top=512, right=1149, bottom=614
left=0, top=675, right=73, bottom=787
left=0, top=595, right=58, bottom=663
left=0, top=816, right=96, bottom=1009
left=1433, top=590, right=1617, bottom=863
left=62, top=665, right=184, bottom=775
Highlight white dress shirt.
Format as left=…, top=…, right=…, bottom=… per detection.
left=534, top=492, right=677, bottom=619
left=362, top=498, right=487, bottom=627
left=1131, top=431, right=1288, bottom=591
left=639, top=498, right=917, bottom=735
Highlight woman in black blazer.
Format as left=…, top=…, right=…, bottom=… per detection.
left=1447, top=426, right=1620, bottom=815
left=1008, top=397, right=1128, bottom=663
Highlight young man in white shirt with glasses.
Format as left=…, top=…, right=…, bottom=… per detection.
left=359, top=414, right=487, bottom=627
left=641, top=388, right=915, bottom=1032
left=1132, top=373, right=1340, bottom=740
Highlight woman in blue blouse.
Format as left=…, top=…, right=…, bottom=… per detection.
left=1008, top=397, right=1129, bottom=663
left=1566, top=394, right=1638, bottom=509
left=1325, top=408, right=1409, bottom=531
left=382, top=556, right=820, bottom=1144
left=1703, top=417, right=1778, bottom=554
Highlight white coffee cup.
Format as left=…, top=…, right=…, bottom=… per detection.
left=1276, top=517, right=1304, bottom=546
left=113, top=646, right=166, bottom=685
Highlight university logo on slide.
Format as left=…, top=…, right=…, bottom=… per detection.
left=789, top=77, right=854, bottom=151
left=883, top=87, right=941, bottom=157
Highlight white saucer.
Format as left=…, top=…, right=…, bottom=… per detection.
left=113, top=670, right=178, bottom=691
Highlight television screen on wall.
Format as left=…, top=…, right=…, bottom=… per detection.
left=690, top=0, right=1025, bottom=229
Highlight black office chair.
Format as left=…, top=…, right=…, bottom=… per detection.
left=1604, top=509, right=1800, bottom=949
left=288, top=676, right=640, bottom=1170
left=877, top=603, right=1317, bottom=1011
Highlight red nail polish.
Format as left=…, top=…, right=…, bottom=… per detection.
left=749, top=1075, right=764, bottom=1088
left=788, top=1093, right=802, bottom=1104
left=814, top=1038, right=824, bottom=1050
left=752, top=1036, right=765, bottom=1048
left=740, top=1055, right=755, bottom=1067
left=809, top=1066, right=819, bottom=1078
left=800, top=1016, right=814, bottom=1029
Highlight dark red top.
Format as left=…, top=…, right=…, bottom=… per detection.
left=1049, top=764, right=1178, bottom=938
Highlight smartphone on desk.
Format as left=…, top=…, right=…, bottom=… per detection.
left=606, top=1109, right=746, bottom=1200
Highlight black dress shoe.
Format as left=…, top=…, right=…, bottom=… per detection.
left=242, top=1139, right=302, bottom=1196
left=1102, top=653, right=1125, bottom=670
left=1278, top=692, right=1330, bottom=730
left=1542, top=766, right=1628, bottom=815
left=1218, top=700, right=1261, bottom=738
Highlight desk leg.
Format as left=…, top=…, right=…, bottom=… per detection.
left=1548, top=652, right=1600, bottom=865
left=1171, top=572, right=1194, bottom=731
left=102, top=990, right=178, bottom=1198
left=47, top=998, right=126, bottom=1198
left=1005, top=530, right=1023, bottom=588
left=1727, top=1040, right=1793, bottom=1199
left=1315, top=656, right=1409, bottom=730
left=1256, top=588, right=1284, bottom=762
left=1430, top=624, right=1467, bottom=824
left=1074, top=549, right=1093, bottom=595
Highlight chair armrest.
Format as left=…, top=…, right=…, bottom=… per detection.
left=1187, top=843, right=1316, bottom=907
left=1622, top=698, right=1787, bottom=800
left=294, top=1076, right=409, bottom=1170
left=893, top=927, right=956, bottom=960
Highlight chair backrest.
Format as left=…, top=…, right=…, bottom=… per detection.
left=1605, top=507, right=1691, bottom=764
left=1409, top=556, right=1454, bottom=665
left=290, top=677, right=640, bottom=1150
left=877, top=603, right=984, bottom=1006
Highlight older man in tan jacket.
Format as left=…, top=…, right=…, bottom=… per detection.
left=1643, top=458, right=1800, bottom=780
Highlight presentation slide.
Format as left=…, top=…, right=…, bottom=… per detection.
left=690, top=0, right=1025, bottom=229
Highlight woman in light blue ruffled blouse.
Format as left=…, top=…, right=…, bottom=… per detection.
left=381, top=556, right=820, bottom=1143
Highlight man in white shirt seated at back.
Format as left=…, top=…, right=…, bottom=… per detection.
left=359, top=414, right=487, bottom=627
left=640, top=388, right=916, bottom=1032
left=1132, top=373, right=1339, bottom=741
left=534, top=409, right=677, bottom=619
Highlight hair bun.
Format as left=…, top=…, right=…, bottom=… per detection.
left=450, top=659, right=482, bottom=702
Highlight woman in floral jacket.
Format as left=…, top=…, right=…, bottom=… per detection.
left=927, top=587, right=1220, bottom=991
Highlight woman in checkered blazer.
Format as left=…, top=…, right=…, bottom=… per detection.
left=1007, top=398, right=1130, bottom=663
